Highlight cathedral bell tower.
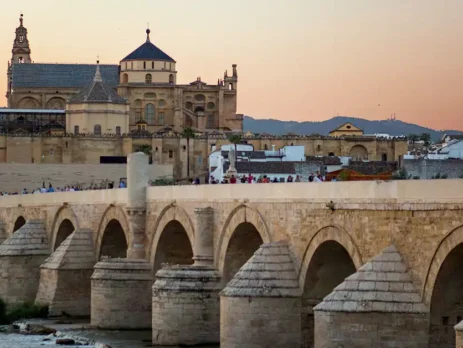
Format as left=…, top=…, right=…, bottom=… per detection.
left=12, top=14, right=32, bottom=64
left=6, top=14, right=32, bottom=103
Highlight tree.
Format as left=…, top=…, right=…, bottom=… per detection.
left=228, top=133, right=242, bottom=153
left=407, top=134, right=419, bottom=153
left=420, top=132, right=432, bottom=148
left=181, top=127, right=196, bottom=178
left=135, top=144, right=152, bottom=164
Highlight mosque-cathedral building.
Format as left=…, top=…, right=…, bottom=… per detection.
left=1, top=15, right=407, bottom=179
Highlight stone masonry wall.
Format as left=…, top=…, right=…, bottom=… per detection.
left=315, top=311, right=429, bottom=348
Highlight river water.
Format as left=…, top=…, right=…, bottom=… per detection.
left=0, top=329, right=220, bottom=347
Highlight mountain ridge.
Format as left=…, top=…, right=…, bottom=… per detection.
left=243, top=116, right=462, bottom=141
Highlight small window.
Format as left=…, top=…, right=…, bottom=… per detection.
left=169, top=74, right=174, bottom=84
left=131, top=62, right=133, bottom=69
left=152, top=62, right=154, bottom=69
left=143, top=61, right=146, bottom=69
left=145, top=74, right=152, bottom=84
left=18, top=57, right=24, bottom=63
left=347, top=125, right=351, bottom=129
left=317, top=144, right=321, bottom=151
left=49, top=149, right=55, bottom=156
left=122, top=73, right=128, bottom=84
left=65, top=141, right=68, bottom=148
left=442, top=316, right=449, bottom=325
left=74, top=125, right=79, bottom=135
left=116, top=126, right=121, bottom=135
left=264, top=144, right=268, bottom=150
left=94, top=124, right=101, bottom=136
left=382, top=153, right=388, bottom=161
left=329, top=152, right=335, bottom=156
left=155, top=147, right=158, bottom=152
left=197, top=155, right=203, bottom=165
left=228, top=83, right=233, bottom=90
left=183, top=145, right=186, bottom=151
left=158, top=112, right=165, bottom=125
left=169, top=150, right=173, bottom=158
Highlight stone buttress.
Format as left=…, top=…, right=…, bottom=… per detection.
left=35, top=229, right=95, bottom=317
left=0, top=220, right=50, bottom=303
left=314, top=245, right=429, bottom=348
left=220, top=242, right=301, bottom=348
left=152, top=207, right=221, bottom=346
left=91, top=258, right=152, bottom=329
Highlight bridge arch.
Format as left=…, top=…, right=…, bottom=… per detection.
left=423, top=225, right=463, bottom=346
left=216, top=204, right=271, bottom=286
left=95, top=205, right=130, bottom=260
left=150, top=204, right=194, bottom=275
left=12, top=216, right=26, bottom=234
left=50, top=205, right=79, bottom=251
left=298, top=225, right=361, bottom=348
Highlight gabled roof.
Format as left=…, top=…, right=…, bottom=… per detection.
left=123, top=31, right=175, bottom=62
left=69, top=65, right=127, bottom=105
left=329, top=122, right=363, bottom=134
left=12, top=63, right=119, bottom=88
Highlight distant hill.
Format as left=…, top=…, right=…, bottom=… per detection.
left=243, top=116, right=462, bottom=141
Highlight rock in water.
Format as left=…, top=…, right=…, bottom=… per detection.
left=56, top=338, right=75, bottom=345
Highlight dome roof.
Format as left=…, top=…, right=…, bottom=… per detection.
left=122, top=29, right=175, bottom=62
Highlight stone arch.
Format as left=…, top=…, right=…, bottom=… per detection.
left=349, top=144, right=368, bottom=160
left=95, top=205, right=130, bottom=260
left=149, top=204, right=194, bottom=272
left=18, top=97, right=40, bottom=109
left=216, top=204, right=271, bottom=284
left=50, top=205, right=79, bottom=251
left=423, top=225, right=463, bottom=304
left=13, top=216, right=26, bottom=233
left=45, top=97, right=66, bottom=110
left=298, top=226, right=362, bottom=288
left=298, top=226, right=361, bottom=348
left=424, top=225, right=463, bottom=346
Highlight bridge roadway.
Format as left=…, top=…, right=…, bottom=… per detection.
left=0, top=153, right=461, bottom=347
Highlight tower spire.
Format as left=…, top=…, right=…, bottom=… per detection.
left=146, top=28, right=151, bottom=43
left=94, top=58, right=102, bottom=82
left=19, top=13, right=23, bottom=26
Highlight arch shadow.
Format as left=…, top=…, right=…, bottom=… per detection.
left=50, top=205, right=79, bottom=251
left=95, top=205, right=130, bottom=260
left=298, top=225, right=363, bottom=289
left=149, top=204, right=195, bottom=268
left=216, top=204, right=271, bottom=276
left=12, top=216, right=26, bottom=234
left=423, top=224, right=463, bottom=305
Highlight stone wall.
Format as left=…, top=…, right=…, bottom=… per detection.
left=0, top=163, right=172, bottom=193
left=315, top=311, right=429, bottom=348
left=403, top=159, right=463, bottom=179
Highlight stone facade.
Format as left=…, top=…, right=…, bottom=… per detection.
left=0, top=134, right=407, bottom=180
left=0, top=164, right=460, bottom=346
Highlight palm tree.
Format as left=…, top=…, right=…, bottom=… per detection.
left=228, top=133, right=242, bottom=153
left=181, top=127, right=196, bottom=178
left=420, top=132, right=432, bottom=149
left=408, top=134, right=419, bottom=153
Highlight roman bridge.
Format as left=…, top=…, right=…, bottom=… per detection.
left=0, top=153, right=462, bottom=347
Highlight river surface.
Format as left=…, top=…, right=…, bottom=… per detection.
left=0, top=328, right=220, bottom=347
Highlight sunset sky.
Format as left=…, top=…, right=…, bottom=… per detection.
left=0, top=0, right=462, bottom=130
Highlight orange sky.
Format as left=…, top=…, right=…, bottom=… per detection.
left=0, top=0, right=462, bottom=130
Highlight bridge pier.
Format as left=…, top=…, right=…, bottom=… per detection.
left=35, top=229, right=95, bottom=317
left=0, top=220, right=49, bottom=303
left=91, top=258, right=152, bottom=329
left=152, top=207, right=221, bottom=346
left=314, top=246, right=429, bottom=347
left=220, top=242, right=301, bottom=348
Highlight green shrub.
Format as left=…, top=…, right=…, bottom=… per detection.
left=0, top=300, right=48, bottom=324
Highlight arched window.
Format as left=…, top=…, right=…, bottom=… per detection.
left=74, top=125, right=79, bottom=135
left=116, top=126, right=121, bottom=136
left=382, top=153, right=388, bottom=161
left=158, top=112, right=165, bottom=125
left=94, top=124, right=101, bottom=136
left=228, top=83, right=233, bottom=90
left=329, top=152, right=335, bottom=157
left=122, top=73, right=128, bottom=83
left=207, top=114, right=214, bottom=128
left=169, top=74, right=174, bottom=84
left=18, top=57, right=24, bottom=63
left=145, top=74, right=152, bottom=84
left=144, top=103, right=155, bottom=125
